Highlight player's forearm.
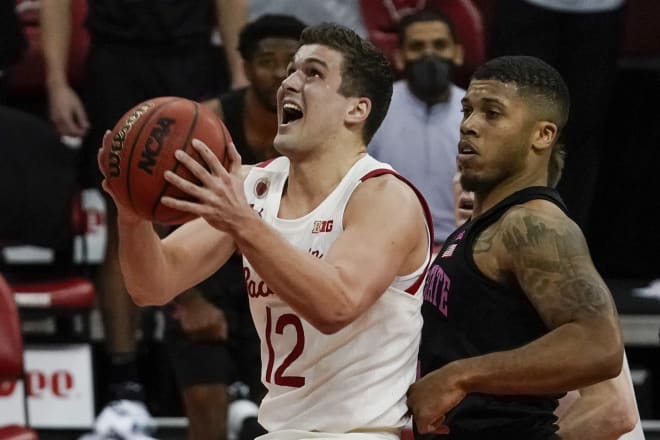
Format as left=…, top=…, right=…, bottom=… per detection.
left=558, top=395, right=636, bottom=440
left=233, top=216, right=364, bottom=334
left=116, top=216, right=175, bottom=306
left=454, top=320, right=623, bottom=397
left=40, top=0, right=73, bottom=88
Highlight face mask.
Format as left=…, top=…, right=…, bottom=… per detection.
left=404, top=55, right=454, bottom=104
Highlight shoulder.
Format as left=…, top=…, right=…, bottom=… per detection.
left=494, top=199, right=589, bottom=270
left=243, top=157, right=288, bottom=190
left=346, top=172, right=426, bottom=229
left=498, top=200, right=581, bottom=243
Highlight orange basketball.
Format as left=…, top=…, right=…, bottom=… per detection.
left=99, top=96, right=232, bottom=224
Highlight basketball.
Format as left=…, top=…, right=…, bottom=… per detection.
left=99, top=97, right=232, bottom=224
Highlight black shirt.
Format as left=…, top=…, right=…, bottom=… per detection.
left=87, top=0, right=213, bottom=46
left=419, top=186, right=568, bottom=440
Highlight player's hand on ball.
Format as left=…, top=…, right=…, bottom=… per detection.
left=161, top=138, right=253, bottom=232
left=98, top=130, right=142, bottom=223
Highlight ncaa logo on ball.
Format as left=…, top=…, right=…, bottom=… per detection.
left=137, top=116, right=176, bottom=175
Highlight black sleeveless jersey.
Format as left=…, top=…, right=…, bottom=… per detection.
left=220, top=87, right=274, bottom=165
left=220, top=88, right=257, bottom=164
left=418, top=186, right=568, bottom=440
left=87, top=0, right=213, bottom=46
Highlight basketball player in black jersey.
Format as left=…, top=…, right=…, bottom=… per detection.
left=408, top=56, right=624, bottom=439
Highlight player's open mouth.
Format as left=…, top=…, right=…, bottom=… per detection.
left=458, top=140, right=477, bottom=155
left=459, top=197, right=474, bottom=210
left=282, top=102, right=303, bottom=125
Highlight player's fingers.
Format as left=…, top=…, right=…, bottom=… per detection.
left=225, top=141, right=243, bottom=174
left=174, top=148, right=215, bottom=184
left=415, top=413, right=447, bottom=435
left=428, top=417, right=449, bottom=435
left=191, top=138, right=228, bottom=177
left=163, top=169, right=207, bottom=200
left=161, top=195, right=205, bottom=216
left=98, top=130, right=112, bottom=177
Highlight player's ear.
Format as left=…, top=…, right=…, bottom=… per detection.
left=346, top=97, right=370, bottom=125
left=532, top=121, right=558, bottom=152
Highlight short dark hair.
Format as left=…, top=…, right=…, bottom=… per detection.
left=300, top=23, right=393, bottom=144
left=472, top=55, right=570, bottom=131
left=238, top=14, right=307, bottom=61
left=473, top=56, right=571, bottom=187
left=397, top=9, right=458, bottom=46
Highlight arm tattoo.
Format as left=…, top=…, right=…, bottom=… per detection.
left=500, top=209, right=614, bottom=328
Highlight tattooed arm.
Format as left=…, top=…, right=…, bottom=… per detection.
left=408, top=201, right=623, bottom=433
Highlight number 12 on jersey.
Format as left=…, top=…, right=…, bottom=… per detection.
left=264, top=306, right=306, bottom=387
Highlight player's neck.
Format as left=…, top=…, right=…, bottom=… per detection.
left=473, top=173, right=548, bottom=217
left=282, top=146, right=366, bottom=217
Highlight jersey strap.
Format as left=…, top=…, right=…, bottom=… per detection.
left=360, top=168, right=434, bottom=294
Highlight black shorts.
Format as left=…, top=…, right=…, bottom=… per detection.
left=79, top=42, right=227, bottom=187
left=165, top=255, right=264, bottom=400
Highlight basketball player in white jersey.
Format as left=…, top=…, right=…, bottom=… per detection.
left=102, top=23, right=432, bottom=439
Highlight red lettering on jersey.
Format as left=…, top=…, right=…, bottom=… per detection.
left=307, top=248, right=324, bottom=259
left=244, top=266, right=275, bottom=298
left=312, top=220, right=333, bottom=233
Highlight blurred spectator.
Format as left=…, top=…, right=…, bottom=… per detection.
left=0, top=105, right=76, bottom=251
left=0, top=1, right=26, bottom=103
left=248, top=0, right=366, bottom=37
left=39, top=0, right=248, bottom=423
left=359, top=0, right=485, bottom=87
left=369, top=9, right=464, bottom=246
left=166, top=14, right=306, bottom=440
left=490, top=0, right=627, bottom=231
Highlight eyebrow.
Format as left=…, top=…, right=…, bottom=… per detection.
left=461, top=96, right=506, bottom=106
left=299, top=57, right=329, bottom=69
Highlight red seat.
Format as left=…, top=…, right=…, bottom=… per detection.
left=12, top=277, right=95, bottom=310
left=360, top=0, right=486, bottom=87
left=0, top=426, right=37, bottom=440
left=0, top=275, right=38, bottom=440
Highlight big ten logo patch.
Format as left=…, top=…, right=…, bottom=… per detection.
left=312, top=220, right=333, bottom=233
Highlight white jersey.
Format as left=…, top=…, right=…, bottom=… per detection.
left=243, top=155, right=431, bottom=439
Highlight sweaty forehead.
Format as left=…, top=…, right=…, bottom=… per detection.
left=293, top=43, right=343, bottom=68
left=464, top=80, right=521, bottom=106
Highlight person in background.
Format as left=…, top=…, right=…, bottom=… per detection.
left=0, top=0, right=25, bottom=104
left=40, top=0, right=248, bottom=426
left=490, top=0, right=627, bottom=231
left=369, top=10, right=464, bottom=248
